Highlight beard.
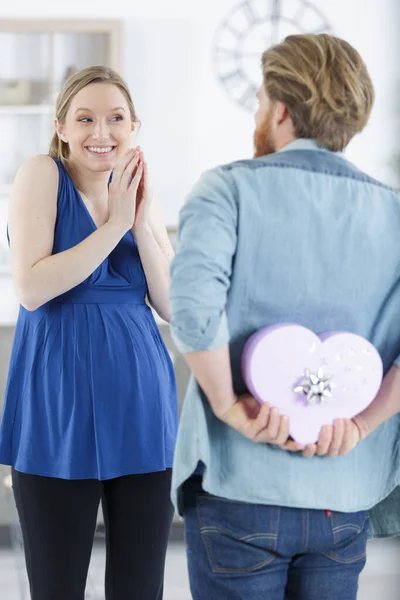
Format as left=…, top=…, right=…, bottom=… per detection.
left=253, top=111, right=277, bottom=158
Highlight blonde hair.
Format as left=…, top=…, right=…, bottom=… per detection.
left=49, top=65, right=138, bottom=164
left=261, top=34, right=375, bottom=151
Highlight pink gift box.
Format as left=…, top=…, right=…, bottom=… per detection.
left=242, top=324, right=383, bottom=445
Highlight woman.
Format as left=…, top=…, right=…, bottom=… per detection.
left=0, top=65, right=178, bottom=600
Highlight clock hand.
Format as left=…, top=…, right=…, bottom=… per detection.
left=270, top=0, right=282, bottom=45
left=271, top=0, right=282, bottom=19
left=294, top=0, right=309, bottom=23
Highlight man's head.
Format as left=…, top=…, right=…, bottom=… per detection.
left=254, top=34, right=375, bottom=157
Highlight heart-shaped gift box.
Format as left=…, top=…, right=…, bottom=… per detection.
left=242, top=324, right=383, bottom=445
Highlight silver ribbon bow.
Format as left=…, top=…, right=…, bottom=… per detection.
left=294, top=368, right=335, bottom=406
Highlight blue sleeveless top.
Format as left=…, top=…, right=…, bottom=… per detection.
left=0, top=159, right=178, bottom=480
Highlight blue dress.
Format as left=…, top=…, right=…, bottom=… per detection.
left=0, top=159, right=178, bottom=480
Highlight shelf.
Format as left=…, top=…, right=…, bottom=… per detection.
left=0, top=105, right=53, bottom=115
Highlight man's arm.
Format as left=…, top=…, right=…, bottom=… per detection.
left=183, top=345, right=292, bottom=444
left=353, top=365, right=400, bottom=437
left=170, top=167, right=290, bottom=444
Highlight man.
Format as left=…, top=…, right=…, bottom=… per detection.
left=169, top=34, right=400, bottom=599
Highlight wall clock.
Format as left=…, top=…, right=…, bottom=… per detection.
left=213, top=0, right=333, bottom=112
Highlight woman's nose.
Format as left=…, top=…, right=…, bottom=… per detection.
left=93, top=120, right=110, bottom=140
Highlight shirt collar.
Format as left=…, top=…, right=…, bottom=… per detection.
left=278, top=138, right=345, bottom=158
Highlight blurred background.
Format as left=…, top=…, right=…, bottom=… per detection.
left=0, top=0, right=399, bottom=598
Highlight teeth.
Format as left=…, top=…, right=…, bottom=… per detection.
left=87, top=147, right=113, bottom=154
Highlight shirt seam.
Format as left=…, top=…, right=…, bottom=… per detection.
left=221, top=160, right=399, bottom=195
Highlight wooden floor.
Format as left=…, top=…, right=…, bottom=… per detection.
left=0, top=538, right=399, bottom=599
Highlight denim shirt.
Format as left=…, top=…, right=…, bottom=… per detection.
left=169, top=139, right=400, bottom=537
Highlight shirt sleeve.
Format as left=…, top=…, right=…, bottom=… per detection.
left=169, top=166, right=238, bottom=354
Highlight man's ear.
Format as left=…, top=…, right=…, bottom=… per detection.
left=274, top=101, right=290, bottom=126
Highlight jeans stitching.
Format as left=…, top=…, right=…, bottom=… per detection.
left=304, top=510, right=309, bottom=550
left=242, top=533, right=277, bottom=543
left=200, top=526, right=277, bottom=542
left=196, top=497, right=278, bottom=574
left=197, top=494, right=218, bottom=574
left=328, top=511, right=368, bottom=564
left=322, top=551, right=367, bottom=565
left=301, top=509, right=307, bottom=549
left=208, top=557, right=277, bottom=574
left=332, top=524, right=362, bottom=534
left=273, top=506, right=280, bottom=553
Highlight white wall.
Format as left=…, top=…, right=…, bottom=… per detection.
left=0, top=0, right=398, bottom=323
left=122, top=20, right=199, bottom=227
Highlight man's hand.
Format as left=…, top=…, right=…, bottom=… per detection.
left=218, top=395, right=366, bottom=458
left=219, top=394, right=294, bottom=446
left=280, top=418, right=365, bottom=458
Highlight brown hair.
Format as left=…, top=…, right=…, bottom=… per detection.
left=49, top=65, right=138, bottom=164
left=261, top=34, right=375, bottom=151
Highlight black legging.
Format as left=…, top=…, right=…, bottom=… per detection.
left=12, top=468, right=174, bottom=600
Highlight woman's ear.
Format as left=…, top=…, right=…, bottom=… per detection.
left=55, top=119, right=68, bottom=143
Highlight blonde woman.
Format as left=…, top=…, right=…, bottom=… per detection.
left=0, top=66, right=178, bottom=600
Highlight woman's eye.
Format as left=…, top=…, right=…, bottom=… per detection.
left=77, top=116, right=123, bottom=123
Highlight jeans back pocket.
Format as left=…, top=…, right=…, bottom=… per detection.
left=323, top=509, right=369, bottom=565
left=197, top=494, right=280, bottom=574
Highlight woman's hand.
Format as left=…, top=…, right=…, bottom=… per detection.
left=108, top=148, right=143, bottom=232
left=132, top=147, right=153, bottom=233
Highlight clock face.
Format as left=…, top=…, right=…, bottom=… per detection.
left=213, top=0, right=332, bottom=112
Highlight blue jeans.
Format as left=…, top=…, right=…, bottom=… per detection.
left=182, top=476, right=369, bottom=600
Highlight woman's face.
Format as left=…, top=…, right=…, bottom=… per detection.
left=56, top=82, right=135, bottom=172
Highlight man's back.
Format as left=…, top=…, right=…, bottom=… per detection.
left=170, top=139, right=400, bottom=515
left=226, top=140, right=400, bottom=387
